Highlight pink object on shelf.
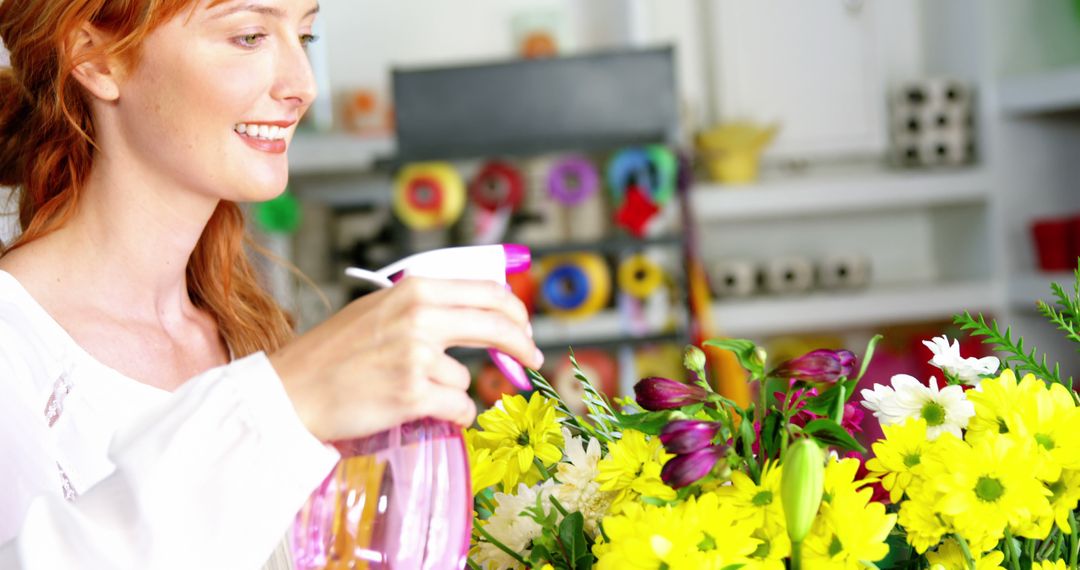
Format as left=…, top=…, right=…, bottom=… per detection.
left=1031, top=217, right=1073, bottom=272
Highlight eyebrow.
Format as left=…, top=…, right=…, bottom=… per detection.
left=211, top=2, right=320, bottom=20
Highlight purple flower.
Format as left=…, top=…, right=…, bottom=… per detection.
left=660, top=420, right=721, bottom=455
left=634, top=377, right=709, bottom=411
left=772, top=349, right=857, bottom=386
left=661, top=445, right=726, bottom=489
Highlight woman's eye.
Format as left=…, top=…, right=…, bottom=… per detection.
left=300, top=34, right=319, bottom=48
left=234, top=33, right=267, bottom=48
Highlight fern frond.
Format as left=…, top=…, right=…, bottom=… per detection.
left=569, top=349, right=621, bottom=444
left=526, top=368, right=591, bottom=437
left=1038, top=301, right=1080, bottom=352
left=953, top=312, right=1071, bottom=386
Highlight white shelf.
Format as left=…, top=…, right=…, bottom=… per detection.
left=1009, top=272, right=1075, bottom=309
left=288, top=133, right=395, bottom=175
left=711, top=280, right=997, bottom=339
left=999, top=66, right=1080, bottom=115
left=531, top=310, right=681, bottom=348
left=690, top=166, right=990, bottom=222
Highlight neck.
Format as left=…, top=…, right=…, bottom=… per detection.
left=47, top=150, right=221, bottom=324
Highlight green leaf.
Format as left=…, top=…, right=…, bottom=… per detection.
left=557, top=512, right=589, bottom=570
left=803, top=382, right=846, bottom=416
left=614, top=409, right=671, bottom=436
left=704, top=338, right=764, bottom=377
left=854, top=335, right=883, bottom=384
left=760, top=411, right=782, bottom=460
left=801, top=419, right=865, bottom=453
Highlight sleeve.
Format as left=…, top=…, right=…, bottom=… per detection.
left=0, top=351, right=341, bottom=570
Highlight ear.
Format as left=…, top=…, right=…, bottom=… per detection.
left=67, top=24, right=121, bottom=102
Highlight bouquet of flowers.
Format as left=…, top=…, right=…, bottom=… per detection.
left=465, top=265, right=1080, bottom=570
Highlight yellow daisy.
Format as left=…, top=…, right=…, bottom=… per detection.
left=925, top=538, right=1005, bottom=570
left=464, top=428, right=505, bottom=495
left=595, top=429, right=676, bottom=511
left=965, top=370, right=1041, bottom=442
left=802, top=487, right=896, bottom=570
left=1032, top=560, right=1069, bottom=570
left=1008, top=380, right=1080, bottom=481
left=923, top=433, right=1052, bottom=552
left=476, top=392, right=564, bottom=489
left=866, top=418, right=931, bottom=503
left=717, top=460, right=785, bottom=531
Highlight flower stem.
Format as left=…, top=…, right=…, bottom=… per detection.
left=1069, top=511, right=1079, bottom=570
left=475, top=522, right=530, bottom=566
left=1004, top=528, right=1020, bottom=570
left=955, top=534, right=977, bottom=570
left=791, top=540, right=803, bottom=570
left=533, top=457, right=553, bottom=481
left=1038, top=528, right=1061, bottom=561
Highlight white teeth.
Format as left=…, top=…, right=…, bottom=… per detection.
left=233, top=123, right=288, bottom=141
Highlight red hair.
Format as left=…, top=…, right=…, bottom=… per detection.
left=0, top=0, right=295, bottom=356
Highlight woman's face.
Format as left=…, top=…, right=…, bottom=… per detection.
left=108, top=0, right=319, bottom=203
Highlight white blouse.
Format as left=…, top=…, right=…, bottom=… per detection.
left=0, top=270, right=340, bottom=569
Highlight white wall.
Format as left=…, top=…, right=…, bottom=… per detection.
left=316, top=0, right=710, bottom=133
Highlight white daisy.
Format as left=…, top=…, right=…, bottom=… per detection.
left=473, top=482, right=552, bottom=569
left=922, top=335, right=1000, bottom=387
left=860, top=374, right=974, bottom=440
left=553, top=429, right=613, bottom=535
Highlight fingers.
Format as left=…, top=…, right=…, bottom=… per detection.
left=392, top=277, right=531, bottom=329
left=403, top=305, right=542, bottom=370
left=429, top=352, right=471, bottom=391
left=416, top=382, right=478, bottom=426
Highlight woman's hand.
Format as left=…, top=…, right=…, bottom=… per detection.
left=269, top=277, right=541, bottom=442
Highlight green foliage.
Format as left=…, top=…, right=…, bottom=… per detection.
left=953, top=311, right=1071, bottom=387
left=704, top=338, right=765, bottom=378
left=570, top=349, right=622, bottom=445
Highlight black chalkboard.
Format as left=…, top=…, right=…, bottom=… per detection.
left=392, top=47, right=677, bottom=162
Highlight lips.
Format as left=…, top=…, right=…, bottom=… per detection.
left=234, top=120, right=295, bottom=154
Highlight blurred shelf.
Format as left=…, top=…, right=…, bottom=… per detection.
left=290, top=171, right=392, bottom=208
left=690, top=165, right=990, bottom=222
left=711, top=280, right=997, bottom=339
left=532, top=310, right=685, bottom=350
left=529, top=234, right=682, bottom=257
left=1009, top=271, right=1075, bottom=309
left=999, top=66, right=1080, bottom=115
left=288, top=133, right=396, bottom=175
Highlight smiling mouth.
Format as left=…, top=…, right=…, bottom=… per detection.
left=234, top=122, right=289, bottom=141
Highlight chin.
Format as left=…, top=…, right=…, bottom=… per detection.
left=234, top=169, right=290, bottom=203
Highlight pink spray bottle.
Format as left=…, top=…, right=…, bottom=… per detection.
left=290, top=244, right=533, bottom=570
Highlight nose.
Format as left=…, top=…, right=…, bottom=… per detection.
left=272, top=36, right=317, bottom=109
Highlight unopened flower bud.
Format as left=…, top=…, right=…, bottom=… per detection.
left=752, top=347, right=768, bottom=369
left=634, top=377, right=709, bottom=411
left=684, top=345, right=707, bottom=373
left=772, top=349, right=857, bottom=386
left=660, top=419, right=721, bottom=455
left=660, top=445, right=726, bottom=489
left=781, top=439, right=825, bottom=544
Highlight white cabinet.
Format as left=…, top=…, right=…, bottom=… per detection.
left=705, top=0, right=919, bottom=160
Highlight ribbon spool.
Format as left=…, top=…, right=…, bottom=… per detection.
left=617, top=254, right=665, bottom=299
left=606, top=145, right=678, bottom=207
left=538, top=253, right=611, bottom=320
left=469, top=160, right=525, bottom=212
left=546, top=155, right=600, bottom=205
left=393, top=162, right=466, bottom=230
